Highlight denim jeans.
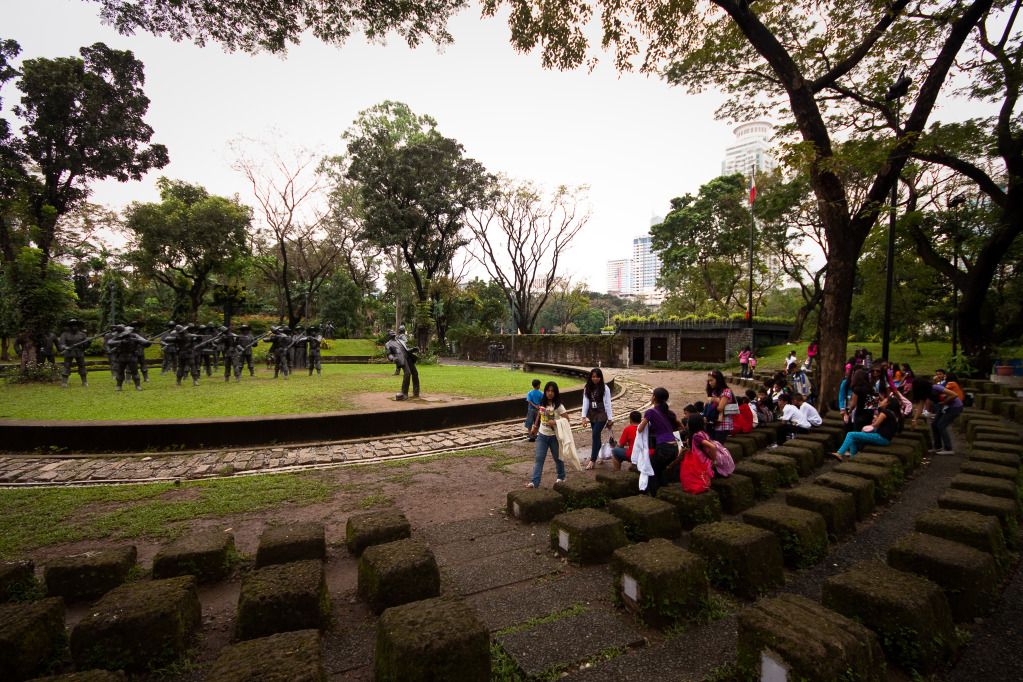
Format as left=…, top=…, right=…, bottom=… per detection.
left=932, top=404, right=962, bottom=450
left=589, top=419, right=608, bottom=462
left=836, top=431, right=890, bottom=456
left=532, top=433, right=565, bottom=487
left=611, top=446, right=629, bottom=463
left=524, top=405, right=537, bottom=431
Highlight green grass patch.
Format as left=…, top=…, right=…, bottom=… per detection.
left=0, top=472, right=334, bottom=559
left=0, top=364, right=578, bottom=421
left=740, top=340, right=980, bottom=377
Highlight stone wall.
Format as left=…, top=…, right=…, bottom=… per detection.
left=454, top=334, right=629, bottom=368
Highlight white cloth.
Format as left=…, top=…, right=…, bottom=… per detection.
left=630, top=423, right=654, bottom=491
left=799, top=402, right=823, bottom=427
left=581, top=385, right=613, bottom=422
left=554, top=417, right=581, bottom=471
left=780, top=403, right=811, bottom=429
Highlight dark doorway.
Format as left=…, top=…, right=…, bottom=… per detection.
left=680, top=337, right=726, bottom=362
left=632, top=337, right=645, bottom=365
left=650, top=337, right=668, bottom=362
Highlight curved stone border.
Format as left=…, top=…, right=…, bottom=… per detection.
left=0, top=363, right=610, bottom=454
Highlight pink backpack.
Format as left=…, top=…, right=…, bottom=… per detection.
left=712, top=440, right=735, bottom=477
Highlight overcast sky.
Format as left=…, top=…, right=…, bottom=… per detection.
left=1, top=0, right=749, bottom=292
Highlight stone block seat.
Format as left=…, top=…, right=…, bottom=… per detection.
left=207, top=629, right=324, bottom=682
left=833, top=462, right=896, bottom=501
left=374, top=596, right=489, bottom=682
left=0, top=597, right=65, bottom=681
left=786, top=485, right=856, bottom=539
left=710, top=474, right=756, bottom=514
left=655, top=487, right=722, bottom=529
left=887, top=532, right=998, bottom=622
left=607, top=495, right=681, bottom=542
left=972, top=440, right=1023, bottom=458
left=822, top=560, right=956, bottom=673
left=723, top=435, right=757, bottom=459
left=749, top=454, right=799, bottom=487
left=358, top=539, right=439, bottom=614
left=255, top=522, right=326, bottom=568
left=863, top=442, right=919, bottom=471
left=746, top=429, right=774, bottom=449
left=966, top=421, right=1017, bottom=443
left=787, top=437, right=826, bottom=467
left=152, top=529, right=235, bottom=583
left=0, top=560, right=36, bottom=602
left=595, top=469, right=641, bottom=499
left=44, top=546, right=136, bottom=602
left=345, top=509, right=411, bottom=556
left=70, top=576, right=200, bottom=672
left=950, top=473, right=1020, bottom=502
left=742, top=503, right=828, bottom=569
left=610, top=539, right=709, bottom=628
left=506, top=488, right=565, bottom=523
left=959, top=460, right=1020, bottom=483
left=30, top=670, right=127, bottom=681
left=733, top=461, right=780, bottom=498
left=689, top=521, right=783, bottom=599
left=968, top=449, right=1021, bottom=469
left=769, top=445, right=817, bottom=477
left=736, top=593, right=886, bottom=682
left=854, top=453, right=905, bottom=486
left=914, top=508, right=1009, bottom=575
left=971, top=430, right=1019, bottom=447
left=236, top=560, right=330, bottom=639
left=553, top=478, right=608, bottom=510
left=938, top=489, right=1020, bottom=549
left=813, top=425, right=845, bottom=449
left=814, top=473, right=876, bottom=521
left=549, top=508, right=628, bottom=564
left=795, top=431, right=837, bottom=451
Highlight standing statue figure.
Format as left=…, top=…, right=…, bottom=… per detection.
left=128, top=320, right=149, bottom=383
left=293, top=325, right=307, bottom=370
left=235, top=324, right=257, bottom=376
left=36, top=330, right=58, bottom=365
left=158, top=321, right=178, bottom=374
left=57, top=319, right=89, bottom=387
left=107, top=326, right=152, bottom=391
left=217, top=326, right=240, bottom=381
left=385, top=329, right=420, bottom=400
left=302, top=325, right=323, bottom=376
left=169, top=324, right=201, bottom=386
left=197, top=325, right=217, bottom=377
left=393, top=324, right=409, bottom=375
left=264, top=326, right=291, bottom=378
left=324, top=321, right=335, bottom=340
left=103, top=325, right=125, bottom=378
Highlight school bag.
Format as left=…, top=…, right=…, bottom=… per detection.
left=711, top=440, right=735, bottom=477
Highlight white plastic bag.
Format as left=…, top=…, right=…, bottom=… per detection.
left=599, top=441, right=613, bottom=460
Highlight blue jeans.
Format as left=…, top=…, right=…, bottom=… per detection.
left=524, top=406, right=537, bottom=432
left=532, top=433, right=565, bottom=487
left=837, top=431, right=890, bottom=456
left=589, top=420, right=608, bottom=462
left=932, top=404, right=962, bottom=451
left=611, top=446, right=629, bottom=463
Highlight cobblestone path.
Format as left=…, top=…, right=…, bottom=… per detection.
left=0, top=376, right=653, bottom=486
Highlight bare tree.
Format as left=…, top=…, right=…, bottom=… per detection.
left=466, top=178, right=588, bottom=334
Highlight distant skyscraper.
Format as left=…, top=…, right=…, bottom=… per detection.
left=606, top=258, right=631, bottom=296
left=631, top=235, right=665, bottom=304
left=722, top=121, right=778, bottom=177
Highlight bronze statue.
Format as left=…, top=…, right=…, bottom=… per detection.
left=385, top=329, right=419, bottom=400
left=57, top=319, right=91, bottom=387
left=107, top=326, right=152, bottom=391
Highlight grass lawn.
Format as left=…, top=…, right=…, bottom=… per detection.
left=0, top=364, right=578, bottom=421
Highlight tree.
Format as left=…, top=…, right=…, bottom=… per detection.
left=343, top=101, right=492, bottom=348
left=3, top=247, right=76, bottom=366
left=125, top=178, right=251, bottom=321
left=318, top=270, right=365, bottom=337
left=466, top=178, right=588, bottom=333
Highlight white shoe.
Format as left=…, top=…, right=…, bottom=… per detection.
left=921, top=410, right=933, bottom=419
left=555, top=479, right=564, bottom=484
left=935, top=449, right=955, bottom=455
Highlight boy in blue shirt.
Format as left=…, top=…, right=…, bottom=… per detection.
left=525, top=379, right=543, bottom=442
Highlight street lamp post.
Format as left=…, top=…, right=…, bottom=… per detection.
left=881, top=70, right=912, bottom=363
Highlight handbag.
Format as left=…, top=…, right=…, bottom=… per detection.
left=723, top=402, right=739, bottom=416
left=711, top=440, right=735, bottom=477
left=681, top=448, right=713, bottom=494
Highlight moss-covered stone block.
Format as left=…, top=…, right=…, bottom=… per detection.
left=0, top=597, right=65, bottom=681
left=750, top=454, right=799, bottom=487
left=506, top=488, right=565, bottom=523
left=813, top=473, right=876, bottom=521
left=553, top=477, right=608, bottom=509
left=724, top=436, right=756, bottom=460
left=968, top=449, right=1021, bottom=469
left=607, top=495, right=681, bottom=542
left=938, top=489, right=1020, bottom=549
left=236, top=560, right=330, bottom=640
left=611, top=539, right=709, bottom=628
left=710, top=474, right=756, bottom=515
left=813, top=426, right=845, bottom=449
left=255, top=522, right=326, bottom=568
left=786, top=485, right=856, bottom=539
left=595, top=469, right=641, bottom=499
left=743, top=504, right=828, bottom=569
left=689, top=521, right=784, bottom=599
left=358, top=539, right=439, bottom=614
left=788, top=438, right=826, bottom=467
left=797, top=431, right=836, bottom=452
left=973, top=430, right=1019, bottom=447
left=887, top=532, right=998, bottom=621
left=655, top=486, right=722, bottom=530
left=549, top=508, right=628, bottom=564
left=967, top=421, right=1016, bottom=443
left=854, top=452, right=904, bottom=484
left=747, top=429, right=773, bottom=450
left=70, top=576, right=200, bottom=672
left=914, top=508, right=1009, bottom=576
left=375, top=596, right=489, bottom=682
left=771, top=445, right=817, bottom=477
left=44, top=547, right=136, bottom=602
left=344, top=510, right=411, bottom=557
left=152, top=529, right=235, bottom=583
left=736, top=593, right=885, bottom=682
left=30, top=671, right=127, bottom=681
left=822, top=560, right=956, bottom=673
left=972, top=440, right=1023, bottom=457
left=834, top=462, right=895, bottom=501
left=0, top=560, right=37, bottom=603
left=864, top=443, right=919, bottom=471
left=734, top=461, right=780, bottom=499
left=960, top=459, right=1021, bottom=483
left=207, top=629, right=324, bottom=682
left=951, top=473, right=1020, bottom=502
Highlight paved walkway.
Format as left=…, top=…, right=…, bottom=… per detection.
left=0, top=375, right=655, bottom=486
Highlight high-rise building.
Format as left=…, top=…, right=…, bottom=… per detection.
left=606, top=258, right=631, bottom=296
left=721, top=121, right=778, bottom=177
left=631, top=235, right=665, bottom=304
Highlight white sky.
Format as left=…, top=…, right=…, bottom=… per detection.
left=1, top=0, right=741, bottom=292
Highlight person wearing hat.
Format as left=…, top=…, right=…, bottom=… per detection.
left=107, top=326, right=151, bottom=391
left=168, top=324, right=201, bottom=386
left=264, top=326, right=292, bottom=378
left=216, top=326, right=241, bottom=381
left=57, top=319, right=89, bottom=387
left=195, top=324, right=217, bottom=377
left=235, top=324, right=257, bottom=377
left=290, top=325, right=307, bottom=370
left=160, top=321, right=178, bottom=374
left=300, top=325, right=324, bottom=376
left=128, top=321, right=149, bottom=383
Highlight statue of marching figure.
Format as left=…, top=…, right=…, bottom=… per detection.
left=106, top=326, right=152, bottom=391
left=385, top=329, right=420, bottom=400
left=264, top=326, right=292, bottom=378
left=57, top=319, right=94, bottom=387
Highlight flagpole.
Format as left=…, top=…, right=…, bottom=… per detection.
left=747, top=166, right=755, bottom=329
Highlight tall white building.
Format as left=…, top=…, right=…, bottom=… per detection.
left=631, top=235, right=665, bottom=304
left=721, top=121, right=778, bottom=176
left=606, top=259, right=631, bottom=296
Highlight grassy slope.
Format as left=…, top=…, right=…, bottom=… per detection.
left=0, top=364, right=578, bottom=421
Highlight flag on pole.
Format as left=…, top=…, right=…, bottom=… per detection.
left=748, top=168, right=757, bottom=206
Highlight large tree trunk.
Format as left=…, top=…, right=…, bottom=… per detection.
left=0, top=336, right=9, bottom=361
left=816, top=243, right=858, bottom=412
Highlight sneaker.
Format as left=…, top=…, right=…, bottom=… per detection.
left=935, top=449, right=955, bottom=455
left=555, top=479, right=564, bottom=484
left=921, top=410, right=933, bottom=419
left=525, top=482, right=535, bottom=489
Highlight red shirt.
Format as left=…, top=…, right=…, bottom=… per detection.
left=618, top=423, right=638, bottom=459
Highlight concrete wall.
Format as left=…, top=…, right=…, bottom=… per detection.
left=456, top=334, right=629, bottom=368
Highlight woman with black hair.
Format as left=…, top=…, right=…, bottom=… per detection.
left=581, top=367, right=613, bottom=470
left=527, top=381, right=568, bottom=488
left=910, top=377, right=962, bottom=455
left=705, top=370, right=736, bottom=442
left=843, top=369, right=874, bottom=432
left=637, top=387, right=682, bottom=496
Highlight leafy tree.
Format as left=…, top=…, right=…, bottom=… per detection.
left=343, top=101, right=492, bottom=348
left=4, top=247, right=76, bottom=365
left=318, top=270, right=365, bottom=337
left=125, top=178, right=250, bottom=321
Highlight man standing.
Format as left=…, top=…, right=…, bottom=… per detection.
left=235, top=324, right=257, bottom=377
left=303, top=325, right=323, bottom=376
left=170, top=324, right=201, bottom=386
left=57, top=319, right=89, bottom=387
left=107, top=326, right=151, bottom=391
left=385, top=329, right=420, bottom=400
left=265, top=326, right=291, bottom=378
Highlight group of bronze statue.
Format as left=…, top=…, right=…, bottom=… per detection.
left=35, top=319, right=327, bottom=391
